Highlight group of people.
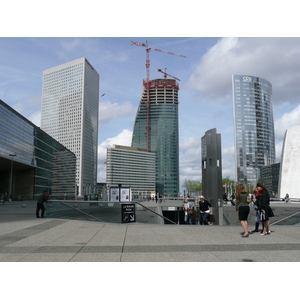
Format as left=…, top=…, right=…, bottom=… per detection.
left=183, top=196, right=212, bottom=225
left=235, top=182, right=274, bottom=237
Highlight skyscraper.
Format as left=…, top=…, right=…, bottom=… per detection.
left=131, top=78, right=179, bottom=197
left=41, top=57, right=99, bottom=196
left=232, top=75, right=276, bottom=187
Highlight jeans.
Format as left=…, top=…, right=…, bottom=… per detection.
left=200, top=212, right=209, bottom=225
left=184, top=214, right=192, bottom=225
left=254, top=205, right=260, bottom=223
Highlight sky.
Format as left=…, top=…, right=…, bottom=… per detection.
left=2, top=2, right=300, bottom=194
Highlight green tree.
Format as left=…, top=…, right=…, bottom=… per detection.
left=182, top=179, right=202, bottom=196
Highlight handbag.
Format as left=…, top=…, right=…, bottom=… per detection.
left=208, top=214, right=215, bottom=222
left=247, top=195, right=252, bottom=203
left=260, top=211, right=266, bottom=222
left=187, top=209, right=193, bottom=215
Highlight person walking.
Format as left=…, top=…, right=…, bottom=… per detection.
left=36, top=190, right=48, bottom=218
left=199, top=195, right=212, bottom=225
left=183, top=197, right=192, bottom=225
left=256, top=183, right=273, bottom=236
left=235, top=184, right=250, bottom=237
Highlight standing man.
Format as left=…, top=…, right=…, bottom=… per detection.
left=199, top=195, right=212, bottom=225
left=36, top=191, right=48, bottom=218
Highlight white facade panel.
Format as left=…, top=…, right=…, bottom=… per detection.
left=278, top=125, right=300, bottom=199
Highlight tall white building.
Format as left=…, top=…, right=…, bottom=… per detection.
left=41, top=57, right=100, bottom=196
left=278, top=125, right=300, bottom=199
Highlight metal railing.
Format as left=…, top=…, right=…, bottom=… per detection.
left=45, top=200, right=177, bottom=224
left=271, top=211, right=300, bottom=226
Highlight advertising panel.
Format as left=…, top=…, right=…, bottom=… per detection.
left=121, top=188, right=130, bottom=202
left=110, top=188, right=119, bottom=201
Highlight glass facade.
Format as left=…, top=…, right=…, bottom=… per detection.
left=260, top=163, right=280, bottom=197
left=106, top=145, right=156, bottom=199
left=232, top=75, right=276, bottom=187
left=41, top=57, right=99, bottom=196
left=0, top=100, right=76, bottom=198
left=131, top=79, right=179, bottom=197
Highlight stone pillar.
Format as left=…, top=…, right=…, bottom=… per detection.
left=201, top=128, right=222, bottom=225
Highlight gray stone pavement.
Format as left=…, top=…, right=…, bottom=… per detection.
left=0, top=200, right=299, bottom=262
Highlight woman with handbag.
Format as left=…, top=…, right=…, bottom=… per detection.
left=235, top=184, right=250, bottom=237
left=256, top=183, right=273, bottom=236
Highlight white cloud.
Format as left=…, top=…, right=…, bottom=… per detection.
left=97, top=129, right=133, bottom=182
left=99, top=100, right=135, bottom=123
left=274, top=105, right=300, bottom=140
left=187, top=37, right=300, bottom=105
left=28, top=110, right=41, bottom=126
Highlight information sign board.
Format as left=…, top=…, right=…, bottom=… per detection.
left=121, top=203, right=136, bottom=223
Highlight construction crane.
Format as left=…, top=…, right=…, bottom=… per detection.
left=158, top=68, right=181, bottom=81
left=130, top=40, right=186, bottom=152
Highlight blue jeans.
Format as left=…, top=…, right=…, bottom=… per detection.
left=254, top=205, right=260, bottom=223
left=184, top=214, right=192, bottom=225
left=200, top=212, right=209, bottom=225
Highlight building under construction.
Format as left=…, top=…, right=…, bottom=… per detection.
left=131, top=78, right=180, bottom=197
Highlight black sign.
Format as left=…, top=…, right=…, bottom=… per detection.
left=122, top=203, right=136, bottom=223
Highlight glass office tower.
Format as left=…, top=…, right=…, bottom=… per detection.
left=131, top=78, right=179, bottom=197
left=232, top=75, right=276, bottom=187
left=0, top=99, right=76, bottom=199
left=41, top=57, right=99, bottom=196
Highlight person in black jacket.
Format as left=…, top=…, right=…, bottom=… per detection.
left=36, top=191, right=48, bottom=218
left=256, top=183, right=273, bottom=236
left=199, top=195, right=212, bottom=225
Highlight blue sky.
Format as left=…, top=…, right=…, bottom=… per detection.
left=2, top=2, right=300, bottom=193
left=2, top=36, right=300, bottom=193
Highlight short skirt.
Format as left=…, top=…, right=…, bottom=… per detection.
left=238, top=205, right=250, bottom=221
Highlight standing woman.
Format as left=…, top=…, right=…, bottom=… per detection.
left=256, top=183, right=272, bottom=235
left=235, top=184, right=250, bottom=237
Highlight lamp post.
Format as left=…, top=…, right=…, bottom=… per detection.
left=9, top=154, right=17, bottom=202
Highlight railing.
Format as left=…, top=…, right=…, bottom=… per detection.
left=135, top=201, right=177, bottom=225
left=271, top=211, right=300, bottom=226
left=223, top=213, right=230, bottom=225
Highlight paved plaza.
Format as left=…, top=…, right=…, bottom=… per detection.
left=0, top=201, right=299, bottom=262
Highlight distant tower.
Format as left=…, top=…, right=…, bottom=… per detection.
left=278, top=125, right=300, bottom=198
left=201, top=128, right=222, bottom=225
left=131, top=78, right=179, bottom=197
left=41, top=57, right=100, bottom=196
left=232, top=75, right=275, bottom=187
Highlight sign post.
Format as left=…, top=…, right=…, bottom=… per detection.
left=121, top=203, right=136, bottom=223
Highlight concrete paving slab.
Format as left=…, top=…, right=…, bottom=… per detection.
left=70, top=253, right=122, bottom=262
left=18, top=253, right=76, bottom=262
left=1, top=201, right=300, bottom=262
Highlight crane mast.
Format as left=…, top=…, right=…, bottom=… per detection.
left=130, top=40, right=186, bottom=152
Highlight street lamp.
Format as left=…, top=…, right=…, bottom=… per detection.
left=9, top=154, right=17, bottom=202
